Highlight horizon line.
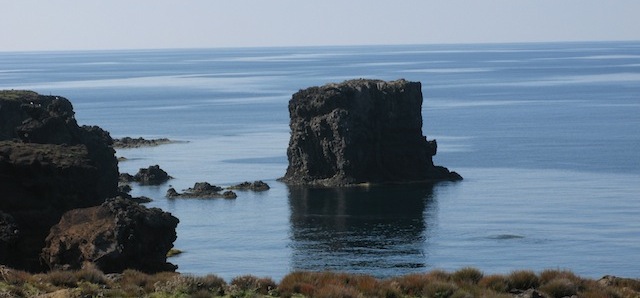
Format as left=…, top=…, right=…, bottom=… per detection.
left=2, top=39, right=639, bottom=54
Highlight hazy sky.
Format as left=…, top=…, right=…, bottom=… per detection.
left=2, top=0, right=639, bottom=51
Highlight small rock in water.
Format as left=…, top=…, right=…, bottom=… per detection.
left=112, top=137, right=174, bottom=148
left=228, top=180, right=270, bottom=191
left=133, top=165, right=171, bottom=185
left=166, top=182, right=236, bottom=199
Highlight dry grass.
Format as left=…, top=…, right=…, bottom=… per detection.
left=0, top=266, right=638, bottom=297
left=507, top=269, right=540, bottom=291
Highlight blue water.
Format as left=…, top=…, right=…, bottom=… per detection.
left=1, top=41, right=639, bottom=280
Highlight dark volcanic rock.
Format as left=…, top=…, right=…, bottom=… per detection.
left=167, top=182, right=237, bottom=199
left=112, top=137, right=174, bottom=148
left=280, top=79, right=461, bottom=186
left=0, top=90, right=119, bottom=270
left=119, top=172, right=135, bottom=183
left=42, top=197, right=179, bottom=273
left=0, top=211, right=19, bottom=260
left=228, top=180, right=271, bottom=191
left=133, top=165, right=171, bottom=185
left=188, top=182, right=224, bottom=193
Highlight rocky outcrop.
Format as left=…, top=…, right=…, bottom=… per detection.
left=167, top=182, right=237, bottom=199
left=280, top=79, right=461, bottom=186
left=42, top=198, right=179, bottom=273
left=228, top=181, right=270, bottom=191
left=0, top=90, right=119, bottom=270
left=112, top=137, right=175, bottom=149
left=133, top=165, right=172, bottom=185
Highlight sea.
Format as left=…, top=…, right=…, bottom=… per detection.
left=1, top=41, right=639, bottom=281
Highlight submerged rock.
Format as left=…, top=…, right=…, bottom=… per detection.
left=167, top=182, right=237, bottom=199
left=42, top=197, right=179, bottom=273
left=280, top=79, right=461, bottom=186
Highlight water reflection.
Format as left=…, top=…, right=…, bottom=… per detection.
left=287, top=184, right=437, bottom=277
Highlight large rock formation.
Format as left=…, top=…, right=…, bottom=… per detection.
left=42, top=198, right=179, bottom=273
left=0, top=90, right=119, bottom=270
left=280, top=79, right=461, bottom=186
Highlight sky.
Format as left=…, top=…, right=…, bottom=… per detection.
left=1, top=0, right=639, bottom=52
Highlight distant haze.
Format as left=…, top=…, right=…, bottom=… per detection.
left=1, top=0, right=639, bottom=51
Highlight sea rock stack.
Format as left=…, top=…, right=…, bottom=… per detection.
left=280, top=79, right=461, bottom=186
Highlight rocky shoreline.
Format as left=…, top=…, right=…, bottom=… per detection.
left=2, top=80, right=462, bottom=279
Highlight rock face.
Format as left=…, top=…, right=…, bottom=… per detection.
left=0, top=211, right=19, bottom=259
left=0, top=90, right=119, bottom=270
left=280, top=79, right=461, bottom=186
left=42, top=198, right=179, bottom=273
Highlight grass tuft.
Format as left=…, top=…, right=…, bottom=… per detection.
left=478, top=274, right=510, bottom=293
left=451, top=267, right=483, bottom=285
left=539, top=277, right=578, bottom=298
left=507, top=269, right=540, bottom=291
left=230, top=274, right=276, bottom=295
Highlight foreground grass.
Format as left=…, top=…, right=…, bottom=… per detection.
left=1, top=265, right=638, bottom=297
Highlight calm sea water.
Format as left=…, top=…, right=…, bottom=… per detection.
left=1, top=42, right=639, bottom=280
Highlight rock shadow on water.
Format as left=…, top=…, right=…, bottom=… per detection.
left=287, top=184, right=437, bottom=277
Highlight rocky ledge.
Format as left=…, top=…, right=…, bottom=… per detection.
left=279, top=79, right=462, bottom=187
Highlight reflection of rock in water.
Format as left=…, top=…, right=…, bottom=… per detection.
left=287, top=184, right=436, bottom=277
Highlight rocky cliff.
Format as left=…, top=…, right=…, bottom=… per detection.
left=280, top=79, right=461, bottom=186
left=0, top=90, right=119, bottom=270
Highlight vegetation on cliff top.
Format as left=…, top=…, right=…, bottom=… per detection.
left=1, top=265, right=638, bottom=297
